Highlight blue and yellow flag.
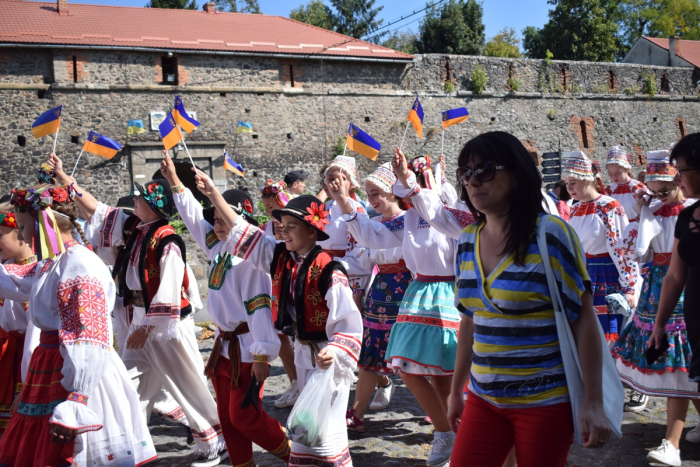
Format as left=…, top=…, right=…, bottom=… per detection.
left=159, top=113, right=183, bottom=151
left=173, top=96, right=199, bottom=134
left=32, top=106, right=62, bottom=138
left=237, top=121, right=253, bottom=134
left=407, top=97, right=424, bottom=139
left=224, top=151, right=244, bottom=177
left=127, top=119, right=145, bottom=134
left=442, top=107, right=469, bottom=130
left=82, top=131, right=123, bottom=159
left=346, top=123, right=381, bottom=161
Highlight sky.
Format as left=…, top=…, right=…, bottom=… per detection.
left=36, top=0, right=553, bottom=42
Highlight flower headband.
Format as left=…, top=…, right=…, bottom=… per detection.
left=10, top=184, right=77, bottom=211
left=0, top=212, right=17, bottom=229
left=409, top=155, right=437, bottom=190
left=260, top=179, right=291, bottom=207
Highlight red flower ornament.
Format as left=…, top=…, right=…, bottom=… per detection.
left=52, top=186, right=68, bottom=203
left=244, top=199, right=253, bottom=214
left=304, top=202, right=329, bottom=231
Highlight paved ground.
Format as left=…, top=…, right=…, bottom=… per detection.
left=147, top=333, right=700, bottom=467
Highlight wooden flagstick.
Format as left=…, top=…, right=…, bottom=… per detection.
left=52, top=128, right=60, bottom=155
left=70, top=149, right=84, bottom=177
left=342, top=140, right=347, bottom=157
left=441, top=128, right=445, bottom=157
left=399, top=122, right=409, bottom=151
left=180, top=137, right=197, bottom=170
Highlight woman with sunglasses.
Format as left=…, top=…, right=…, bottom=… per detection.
left=564, top=151, right=640, bottom=342
left=446, top=131, right=609, bottom=467
left=605, top=146, right=648, bottom=222
left=327, top=153, right=465, bottom=467
left=610, top=150, right=697, bottom=466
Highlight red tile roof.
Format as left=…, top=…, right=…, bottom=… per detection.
left=643, top=36, right=700, bottom=68
left=0, top=1, right=413, bottom=61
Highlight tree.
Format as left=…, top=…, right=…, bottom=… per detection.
left=290, top=0, right=334, bottom=30
left=484, top=27, right=522, bottom=58
left=328, top=0, right=385, bottom=42
left=146, top=0, right=197, bottom=9
left=521, top=0, right=620, bottom=62
left=381, top=29, right=419, bottom=54
left=417, top=0, right=485, bottom=55
left=647, top=0, right=700, bottom=40
left=213, top=0, right=261, bottom=13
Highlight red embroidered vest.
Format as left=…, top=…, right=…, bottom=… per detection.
left=114, top=216, right=191, bottom=317
left=270, top=244, right=347, bottom=341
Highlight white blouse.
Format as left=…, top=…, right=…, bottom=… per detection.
left=605, top=179, right=648, bottom=221
left=568, top=195, right=640, bottom=294
left=0, top=258, right=32, bottom=333
left=224, top=216, right=363, bottom=375
left=0, top=243, right=115, bottom=432
left=173, top=188, right=281, bottom=361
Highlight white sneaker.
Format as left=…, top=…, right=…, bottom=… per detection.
left=426, top=431, right=455, bottom=467
left=686, top=424, right=700, bottom=443
left=369, top=380, right=396, bottom=411
left=274, top=379, right=300, bottom=408
left=646, top=439, right=681, bottom=466
left=624, top=391, right=649, bottom=412
left=191, top=448, right=228, bottom=467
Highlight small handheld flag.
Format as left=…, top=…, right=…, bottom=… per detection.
left=173, top=96, right=200, bottom=134
left=127, top=119, right=145, bottom=134
left=407, top=97, right=424, bottom=139
left=224, top=151, right=245, bottom=177
left=32, top=106, right=62, bottom=139
left=442, top=107, right=469, bottom=130
left=346, top=124, right=381, bottom=161
left=83, top=131, right=123, bottom=159
left=237, top=121, right=253, bottom=134
left=159, top=113, right=184, bottom=151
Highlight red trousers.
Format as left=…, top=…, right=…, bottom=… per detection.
left=212, top=358, right=290, bottom=466
left=0, top=328, right=24, bottom=435
left=451, top=390, right=574, bottom=467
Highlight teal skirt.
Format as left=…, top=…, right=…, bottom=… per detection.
left=385, top=276, right=460, bottom=376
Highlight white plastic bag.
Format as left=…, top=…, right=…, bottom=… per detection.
left=286, top=362, right=338, bottom=448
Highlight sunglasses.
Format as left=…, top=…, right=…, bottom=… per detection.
left=456, top=161, right=505, bottom=186
left=648, top=188, right=674, bottom=199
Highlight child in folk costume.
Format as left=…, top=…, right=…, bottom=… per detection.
left=213, top=171, right=362, bottom=466
left=321, top=156, right=372, bottom=307
left=160, top=155, right=292, bottom=466
left=46, top=156, right=227, bottom=467
left=0, top=209, right=37, bottom=437
left=564, top=151, right=640, bottom=341
left=259, top=179, right=301, bottom=409
left=0, top=179, right=156, bottom=467
left=611, top=151, right=699, bottom=465
left=339, top=163, right=411, bottom=432
left=606, top=145, right=648, bottom=222
left=327, top=150, right=463, bottom=467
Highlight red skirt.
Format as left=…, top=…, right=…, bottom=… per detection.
left=0, top=330, right=75, bottom=467
left=0, top=328, right=25, bottom=434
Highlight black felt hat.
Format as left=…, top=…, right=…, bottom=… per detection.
left=203, top=189, right=259, bottom=227
left=271, top=195, right=329, bottom=241
left=134, top=179, right=175, bottom=220
left=116, top=195, right=135, bottom=214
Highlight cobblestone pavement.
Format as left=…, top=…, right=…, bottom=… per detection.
left=147, top=337, right=700, bottom=466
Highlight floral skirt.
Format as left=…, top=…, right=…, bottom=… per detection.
left=611, top=258, right=699, bottom=398
left=587, top=253, right=623, bottom=341
left=359, top=268, right=412, bottom=375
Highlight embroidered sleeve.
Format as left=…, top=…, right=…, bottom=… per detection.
left=84, top=202, right=127, bottom=252
left=50, top=275, right=110, bottom=434
left=172, top=188, right=218, bottom=259
left=440, top=180, right=460, bottom=207
left=140, top=242, right=185, bottom=341
left=345, top=210, right=402, bottom=250
left=223, top=215, right=276, bottom=274
left=323, top=273, right=363, bottom=384
left=0, top=262, right=38, bottom=303
left=242, top=266, right=281, bottom=361
left=392, top=172, right=420, bottom=199
left=409, top=182, right=474, bottom=239
left=600, top=202, right=639, bottom=294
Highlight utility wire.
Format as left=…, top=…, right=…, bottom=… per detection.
left=361, top=0, right=449, bottom=39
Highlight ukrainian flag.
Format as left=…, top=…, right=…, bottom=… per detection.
left=407, top=97, right=424, bottom=139
left=442, top=107, right=469, bottom=130
left=237, top=121, right=253, bottom=134
left=159, top=113, right=183, bottom=151
left=32, top=106, right=62, bottom=139
left=346, top=123, right=381, bottom=161
left=82, top=131, right=123, bottom=159
left=173, top=96, right=199, bottom=134
left=127, top=119, right=145, bottom=134
left=224, top=151, right=244, bottom=177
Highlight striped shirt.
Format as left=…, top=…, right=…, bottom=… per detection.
left=455, top=214, right=590, bottom=408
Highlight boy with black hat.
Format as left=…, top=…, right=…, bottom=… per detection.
left=46, top=154, right=227, bottom=467
left=194, top=169, right=362, bottom=466
left=284, top=170, right=309, bottom=196
left=161, top=154, right=292, bottom=466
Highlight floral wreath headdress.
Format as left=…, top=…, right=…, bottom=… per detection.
left=10, top=164, right=79, bottom=260
left=409, top=155, right=437, bottom=190
left=260, top=179, right=290, bottom=207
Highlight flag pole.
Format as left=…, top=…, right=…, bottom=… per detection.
left=70, top=149, right=84, bottom=178
left=441, top=128, right=445, bottom=157
left=52, top=127, right=60, bottom=155
left=342, top=141, right=347, bottom=157
left=180, top=137, right=197, bottom=170
left=399, top=122, right=409, bottom=152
